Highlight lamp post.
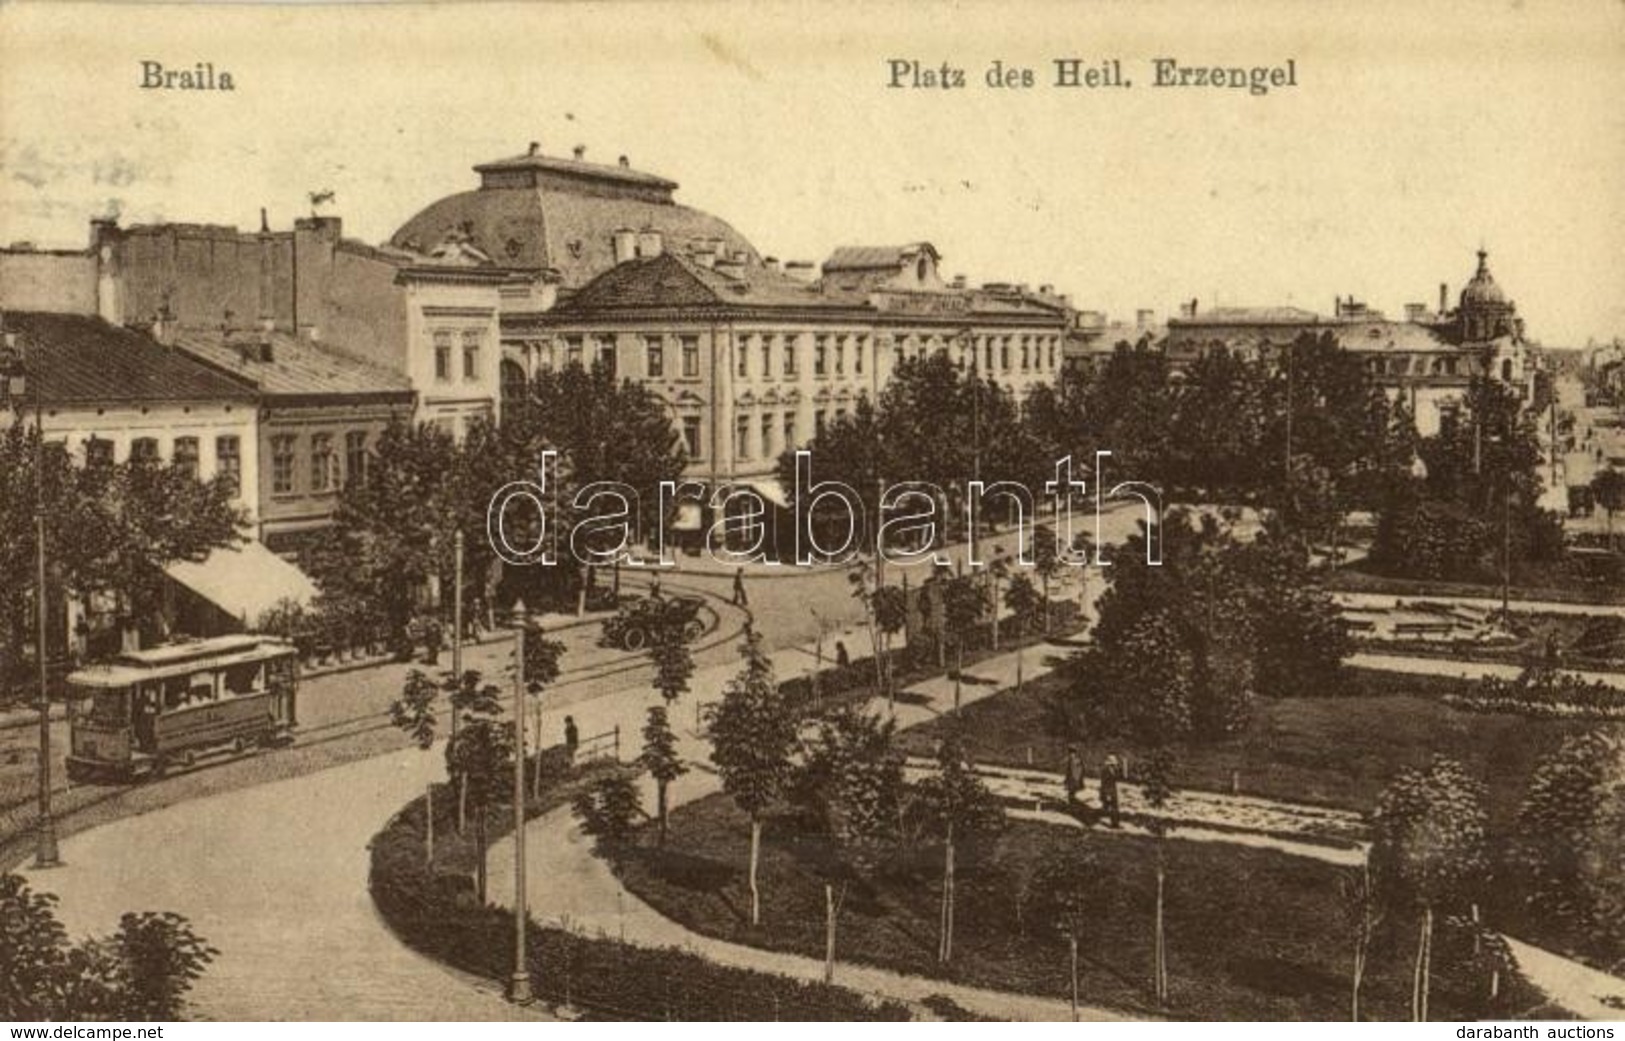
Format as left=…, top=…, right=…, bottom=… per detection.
left=508, top=598, right=533, bottom=1006
left=0, top=316, right=60, bottom=868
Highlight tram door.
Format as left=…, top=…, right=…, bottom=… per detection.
left=132, top=684, right=159, bottom=752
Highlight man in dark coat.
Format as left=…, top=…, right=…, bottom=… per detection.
left=1099, top=753, right=1123, bottom=828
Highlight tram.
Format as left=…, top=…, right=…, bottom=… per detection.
left=64, top=634, right=299, bottom=782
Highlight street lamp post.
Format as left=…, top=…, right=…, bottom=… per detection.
left=508, top=599, right=533, bottom=1005
left=1, top=317, right=60, bottom=868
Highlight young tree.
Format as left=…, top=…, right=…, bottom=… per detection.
left=794, top=703, right=905, bottom=983
left=1513, top=731, right=1625, bottom=968
left=573, top=774, right=643, bottom=854
left=1003, top=572, right=1043, bottom=692
left=1025, top=844, right=1114, bottom=1020
left=707, top=626, right=798, bottom=925
left=1371, top=756, right=1491, bottom=1021
left=940, top=574, right=985, bottom=711
left=641, top=599, right=695, bottom=842
left=1140, top=746, right=1179, bottom=1006
left=442, top=674, right=513, bottom=904
left=1337, top=859, right=1383, bottom=1022
left=909, top=724, right=1005, bottom=964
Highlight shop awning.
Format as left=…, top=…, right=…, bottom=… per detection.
left=164, top=540, right=319, bottom=628
left=735, top=478, right=791, bottom=509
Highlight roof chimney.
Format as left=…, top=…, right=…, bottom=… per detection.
left=572, top=144, right=586, bottom=161
left=951, top=274, right=967, bottom=290
left=612, top=227, right=637, bottom=265
left=528, top=141, right=541, bottom=156
left=1137, top=309, right=1154, bottom=330
left=635, top=229, right=663, bottom=259
left=1439, top=282, right=1448, bottom=316
left=151, top=304, right=176, bottom=347
left=618, top=155, right=630, bottom=168
left=763, top=256, right=781, bottom=273
left=784, top=261, right=816, bottom=283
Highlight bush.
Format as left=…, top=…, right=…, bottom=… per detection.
left=1444, top=663, right=1625, bottom=719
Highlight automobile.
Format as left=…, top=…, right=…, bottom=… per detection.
left=600, top=593, right=707, bottom=651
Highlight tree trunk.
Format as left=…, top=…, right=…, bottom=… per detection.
left=425, top=783, right=435, bottom=865
left=748, top=817, right=762, bottom=926
left=1154, top=860, right=1167, bottom=1004
left=953, top=645, right=963, bottom=712
left=1043, top=576, right=1052, bottom=633
left=1412, top=905, right=1434, bottom=1021
left=656, top=778, right=669, bottom=847
left=458, top=772, right=468, bottom=833
left=1420, top=904, right=1433, bottom=1022
left=938, top=829, right=956, bottom=963
left=1069, top=934, right=1079, bottom=1021
left=1351, top=934, right=1366, bottom=1022
left=824, top=882, right=838, bottom=984
left=475, top=806, right=488, bottom=905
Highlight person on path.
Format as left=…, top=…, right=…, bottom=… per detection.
left=1063, top=745, right=1083, bottom=803
left=1099, top=753, right=1123, bottom=828
left=834, top=639, right=851, bottom=669
left=564, top=715, right=580, bottom=762
left=732, top=566, right=749, bottom=607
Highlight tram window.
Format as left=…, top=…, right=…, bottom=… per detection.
left=223, top=663, right=260, bottom=696
left=75, top=690, right=128, bottom=726
left=163, top=677, right=188, bottom=710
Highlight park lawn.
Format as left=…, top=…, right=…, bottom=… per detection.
left=898, top=671, right=1608, bottom=830
left=615, top=796, right=1546, bottom=1021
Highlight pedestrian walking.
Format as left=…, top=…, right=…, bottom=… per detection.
left=564, top=715, right=580, bottom=762
left=1063, top=745, right=1083, bottom=803
left=732, top=566, right=749, bottom=607
left=834, top=640, right=850, bottom=669
left=1099, top=753, right=1123, bottom=828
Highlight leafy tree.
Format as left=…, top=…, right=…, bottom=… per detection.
left=306, top=420, right=458, bottom=654
left=1371, top=756, right=1491, bottom=1021
left=1513, top=731, right=1625, bottom=970
left=909, top=724, right=1004, bottom=963
left=0, top=874, right=216, bottom=1021
left=1003, top=572, right=1042, bottom=691
left=940, top=574, right=985, bottom=711
left=794, top=703, right=905, bottom=984
left=1593, top=467, right=1625, bottom=545
left=1025, top=844, right=1114, bottom=1020
left=1166, top=345, right=1267, bottom=501
left=707, top=626, right=799, bottom=925
left=1032, top=526, right=1064, bottom=632
left=442, top=674, right=514, bottom=904
left=389, top=668, right=440, bottom=750
left=639, top=599, right=694, bottom=841
left=1139, top=746, right=1179, bottom=1006
left=572, top=774, right=643, bottom=854
left=1235, top=524, right=1352, bottom=697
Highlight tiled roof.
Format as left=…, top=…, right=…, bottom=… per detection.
left=391, top=187, right=758, bottom=288
left=1170, top=306, right=1325, bottom=326
left=552, top=253, right=850, bottom=314
left=2, top=311, right=256, bottom=406
left=172, top=328, right=414, bottom=398
left=822, top=243, right=942, bottom=272
left=474, top=152, right=679, bottom=191
left=1326, top=320, right=1455, bottom=354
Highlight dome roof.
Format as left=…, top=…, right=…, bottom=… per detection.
left=390, top=148, right=759, bottom=291
left=1460, top=249, right=1508, bottom=308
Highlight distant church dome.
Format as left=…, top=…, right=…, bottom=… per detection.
left=1460, top=249, right=1507, bottom=308
left=390, top=145, right=759, bottom=291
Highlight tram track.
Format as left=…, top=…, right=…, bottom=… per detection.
left=0, top=579, right=748, bottom=844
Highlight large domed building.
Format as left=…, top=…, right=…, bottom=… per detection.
left=390, top=143, right=760, bottom=291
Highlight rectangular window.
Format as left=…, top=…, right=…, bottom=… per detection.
left=645, top=337, right=664, bottom=379
left=737, top=337, right=749, bottom=379
left=761, top=414, right=775, bottom=459
left=784, top=336, right=798, bottom=376
left=761, top=336, right=773, bottom=380
left=682, top=415, right=703, bottom=460
left=462, top=330, right=482, bottom=381
left=681, top=337, right=700, bottom=379
left=565, top=338, right=583, bottom=369
left=433, top=331, right=452, bottom=382
left=172, top=437, right=199, bottom=479
left=735, top=415, right=750, bottom=460
left=86, top=437, right=114, bottom=469
left=814, top=336, right=829, bottom=377
left=855, top=337, right=865, bottom=375
left=815, top=409, right=827, bottom=439
left=1000, top=338, right=1010, bottom=371
left=598, top=339, right=617, bottom=378
left=783, top=412, right=796, bottom=450
left=835, top=337, right=846, bottom=376
left=272, top=435, right=297, bottom=494
left=215, top=436, right=240, bottom=493
left=345, top=431, right=367, bottom=487
left=131, top=437, right=160, bottom=464
left=310, top=433, right=335, bottom=493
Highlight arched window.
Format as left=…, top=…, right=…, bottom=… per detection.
left=500, top=358, right=528, bottom=408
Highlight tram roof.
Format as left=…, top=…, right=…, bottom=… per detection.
left=67, top=636, right=296, bottom=689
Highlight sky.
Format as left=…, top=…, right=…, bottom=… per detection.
left=2, top=0, right=1622, bottom=346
